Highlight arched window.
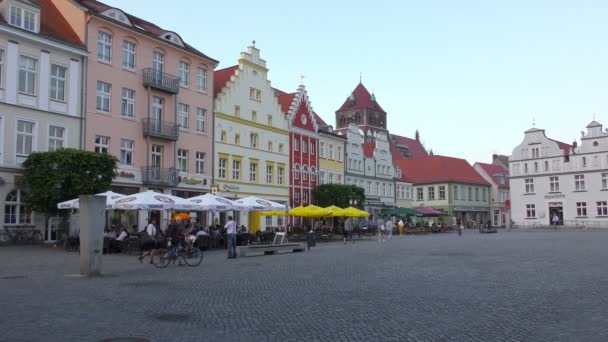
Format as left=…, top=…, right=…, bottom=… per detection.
left=4, top=190, right=31, bottom=225
left=302, top=166, right=308, bottom=181
left=310, top=167, right=316, bottom=182
left=293, top=164, right=300, bottom=180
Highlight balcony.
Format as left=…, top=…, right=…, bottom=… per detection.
left=141, top=167, right=178, bottom=187
left=142, top=68, right=180, bottom=94
left=142, top=118, right=179, bottom=141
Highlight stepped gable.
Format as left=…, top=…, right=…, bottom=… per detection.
left=213, top=65, right=238, bottom=97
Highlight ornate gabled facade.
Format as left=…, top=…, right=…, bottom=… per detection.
left=509, top=120, right=608, bottom=227
left=278, top=85, right=319, bottom=211
left=214, top=45, right=289, bottom=232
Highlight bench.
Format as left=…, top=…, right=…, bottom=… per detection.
left=236, top=243, right=306, bottom=257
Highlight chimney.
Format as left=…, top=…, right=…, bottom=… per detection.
left=492, top=154, right=498, bottom=161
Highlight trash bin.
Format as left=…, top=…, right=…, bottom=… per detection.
left=307, top=231, right=316, bottom=251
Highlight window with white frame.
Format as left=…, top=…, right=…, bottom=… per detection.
left=544, top=161, right=549, bottom=171
left=468, top=187, right=473, bottom=200
left=278, top=166, right=284, bottom=185
left=337, top=174, right=343, bottom=184
left=576, top=202, right=587, bottom=217
left=19, top=56, right=36, bottom=95
left=319, top=170, right=325, bottom=184
left=265, top=215, right=272, bottom=227
left=310, top=142, right=315, bottom=155
left=48, top=125, right=64, bottom=151
left=453, top=185, right=459, bottom=200
left=319, top=142, right=325, bottom=158
left=475, top=188, right=480, bottom=201
left=94, top=135, right=109, bottom=154
left=197, top=67, right=207, bottom=92
left=266, top=164, right=273, bottom=184
left=218, top=158, right=227, bottom=178
left=96, top=81, right=111, bottom=112
left=50, top=64, right=66, bottom=101
left=302, top=166, right=308, bottom=181
left=428, top=187, right=435, bottom=200
left=97, top=31, right=112, bottom=62
left=293, top=191, right=300, bottom=204
left=303, top=191, right=308, bottom=203
left=234, top=134, right=240, bottom=145
left=250, top=133, right=258, bottom=148
left=337, top=146, right=343, bottom=162
left=179, top=61, right=189, bottom=86
left=329, top=144, right=335, bottom=160
left=4, top=190, right=31, bottom=225
left=196, top=108, right=205, bottom=133
left=526, top=204, right=536, bottom=218
left=232, top=160, right=241, bottom=180
left=302, top=140, right=308, bottom=153
left=16, top=120, right=35, bottom=161
left=525, top=178, right=534, bottom=193
left=195, top=152, right=205, bottom=174
left=177, top=149, right=188, bottom=172
left=294, top=138, right=299, bottom=151
left=249, top=162, right=257, bottom=182
left=417, top=188, right=424, bottom=201
left=0, top=49, right=3, bottom=85
left=119, top=139, right=133, bottom=165
left=122, top=41, right=136, bottom=69
left=294, top=165, right=300, bottom=180
left=549, top=176, right=559, bottom=192
left=177, top=103, right=189, bottom=128
left=597, top=201, right=608, bottom=216
left=439, top=186, right=446, bottom=200
left=574, top=175, right=585, bottom=191
left=10, top=5, right=37, bottom=32
left=602, top=173, right=608, bottom=189
left=121, top=88, right=135, bottom=117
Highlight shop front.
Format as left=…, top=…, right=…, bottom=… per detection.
left=453, top=206, right=490, bottom=228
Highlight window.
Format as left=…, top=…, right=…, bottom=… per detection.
left=48, top=125, right=65, bottom=151
left=152, top=51, right=164, bottom=73
left=302, top=166, right=308, bottom=181
left=97, top=31, right=112, bottom=62
left=234, top=134, right=240, bottom=145
left=250, top=133, right=258, bottom=148
left=337, top=146, right=343, bottom=162
left=328, top=172, right=335, bottom=184
left=329, top=144, right=335, bottom=160
left=177, top=103, right=189, bottom=128
left=582, top=157, right=587, bottom=168
left=526, top=204, right=536, bottom=218
left=220, top=131, right=226, bottom=142
left=232, top=160, right=241, bottom=180
left=524, top=163, right=528, bottom=174
left=544, top=161, right=549, bottom=171
left=428, top=187, right=435, bottom=200
left=575, top=175, right=585, bottom=191
left=266, top=165, right=273, bottom=184
left=234, top=106, right=240, bottom=117
left=249, top=162, right=258, bottom=182
left=10, top=6, right=37, bottom=32
left=279, top=144, right=284, bottom=153
left=268, top=141, right=273, bottom=152
left=383, top=183, right=387, bottom=196
left=482, top=188, right=487, bottom=201
left=121, top=88, right=135, bottom=117
left=293, top=191, right=300, bottom=204
left=94, top=135, right=109, bottom=153
left=310, top=142, right=315, bottom=155
left=122, top=41, right=136, bottom=69
left=96, top=81, right=111, bottom=112
left=302, top=140, right=308, bottom=153
left=177, top=149, right=188, bottom=172
left=196, top=108, right=206, bottom=133
left=249, top=88, right=261, bottom=101
left=218, top=158, right=227, bottom=179
left=602, top=173, right=608, bottom=189
left=454, top=185, right=459, bottom=200
left=16, top=120, right=35, bottom=161
left=179, top=61, right=189, bottom=86
left=197, top=67, right=207, bottom=92
left=576, top=202, right=587, bottom=217
left=195, top=152, right=205, bottom=174
left=468, top=187, right=472, bottom=201
left=0, top=49, right=3, bottom=85
left=49, top=64, right=67, bottom=101
left=525, top=179, right=534, bottom=193
left=4, top=190, right=31, bottom=225
left=267, top=115, right=272, bottom=126
left=119, top=139, right=133, bottom=165
left=252, top=111, right=257, bottom=122
left=475, top=188, right=479, bottom=201
left=416, top=188, right=424, bottom=201
left=294, top=165, right=300, bottom=180
left=278, top=166, right=284, bottom=185
left=597, top=201, right=608, bottom=216
left=303, top=191, right=308, bottom=203
left=549, top=176, right=559, bottom=192
left=439, top=186, right=446, bottom=200
left=319, top=170, right=326, bottom=184
left=19, top=56, right=36, bottom=95
left=319, top=142, right=325, bottom=158
left=294, top=137, right=299, bottom=151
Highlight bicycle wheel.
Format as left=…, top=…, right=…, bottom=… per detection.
left=0, top=231, right=10, bottom=243
left=182, top=245, right=203, bottom=266
left=152, top=249, right=171, bottom=268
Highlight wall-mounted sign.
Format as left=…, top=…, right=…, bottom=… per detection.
left=544, top=193, right=565, bottom=200
left=118, top=171, right=135, bottom=179
left=221, top=184, right=240, bottom=191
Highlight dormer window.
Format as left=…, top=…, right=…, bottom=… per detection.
left=158, top=32, right=184, bottom=47
left=10, top=5, right=38, bottom=32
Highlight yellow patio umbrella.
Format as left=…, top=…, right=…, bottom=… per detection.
left=343, top=206, right=370, bottom=218
left=259, top=210, right=285, bottom=216
left=323, top=205, right=346, bottom=217
left=289, top=205, right=328, bottom=217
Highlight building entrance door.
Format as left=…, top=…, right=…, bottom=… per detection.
left=548, top=203, right=563, bottom=226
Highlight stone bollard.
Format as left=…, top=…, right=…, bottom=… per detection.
left=79, top=195, right=106, bottom=276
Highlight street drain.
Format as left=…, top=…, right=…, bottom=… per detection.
left=97, top=337, right=150, bottom=342
left=154, top=313, right=189, bottom=322
left=0, top=275, right=27, bottom=280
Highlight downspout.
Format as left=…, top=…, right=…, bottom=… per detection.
left=79, top=55, right=86, bottom=150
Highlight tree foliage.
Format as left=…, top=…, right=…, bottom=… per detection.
left=20, top=149, right=118, bottom=216
left=311, top=184, right=366, bottom=208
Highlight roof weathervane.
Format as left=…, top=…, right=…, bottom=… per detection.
left=252, top=40, right=256, bottom=47
left=532, top=117, right=536, bottom=128
left=300, top=74, right=305, bottom=86
left=359, top=72, right=362, bottom=83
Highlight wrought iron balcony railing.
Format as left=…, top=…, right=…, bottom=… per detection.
left=141, top=167, right=178, bottom=187
left=142, top=118, right=179, bottom=140
left=142, top=68, right=180, bottom=94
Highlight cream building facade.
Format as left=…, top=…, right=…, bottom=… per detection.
left=317, top=126, right=346, bottom=186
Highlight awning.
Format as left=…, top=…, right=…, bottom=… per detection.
left=414, top=207, right=448, bottom=217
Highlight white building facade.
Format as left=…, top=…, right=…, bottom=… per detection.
left=509, top=121, right=608, bottom=227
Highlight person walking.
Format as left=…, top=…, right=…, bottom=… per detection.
left=386, top=219, right=394, bottom=241
left=458, top=224, right=463, bottom=237
left=225, top=216, right=237, bottom=259
left=377, top=216, right=385, bottom=242
left=138, top=220, right=157, bottom=264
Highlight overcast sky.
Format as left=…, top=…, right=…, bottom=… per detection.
left=103, top=0, right=608, bottom=163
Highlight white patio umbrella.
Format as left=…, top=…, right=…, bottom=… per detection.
left=111, top=190, right=194, bottom=210
left=188, top=193, right=246, bottom=211
left=57, top=191, right=125, bottom=209
left=234, top=196, right=286, bottom=211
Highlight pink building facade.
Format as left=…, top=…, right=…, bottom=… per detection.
left=56, top=0, right=217, bottom=227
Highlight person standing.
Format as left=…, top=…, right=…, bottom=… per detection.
left=138, top=220, right=157, bottom=264
left=377, top=216, right=385, bottom=242
left=386, top=219, right=394, bottom=241
left=225, top=216, right=237, bottom=259
left=552, top=213, right=559, bottom=226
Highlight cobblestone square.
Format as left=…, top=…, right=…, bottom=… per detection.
left=1, top=230, right=608, bottom=342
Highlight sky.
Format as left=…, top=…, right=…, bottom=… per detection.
left=104, top=0, right=608, bottom=164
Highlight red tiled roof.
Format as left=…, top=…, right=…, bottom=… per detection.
left=314, top=113, right=328, bottom=127
left=475, top=163, right=509, bottom=189
left=0, top=0, right=85, bottom=48
left=390, top=134, right=428, bottom=160
left=395, top=156, right=490, bottom=186
left=77, top=0, right=217, bottom=62
left=362, top=142, right=375, bottom=158
left=548, top=138, right=573, bottom=156
left=337, top=83, right=386, bottom=113
left=213, top=65, right=238, bottom=98
left=278, top=93, right=296, bottom=114
left=273, top=88, right=288, bottom=96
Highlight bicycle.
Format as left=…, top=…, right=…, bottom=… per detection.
left=152, top=236, right=203, bottom=268
left=1, top=227, right=43, bottom=244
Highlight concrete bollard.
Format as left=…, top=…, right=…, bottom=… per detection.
left=79, top=195, right=106, bottom=276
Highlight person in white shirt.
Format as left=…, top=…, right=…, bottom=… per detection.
left=225, top=216, right=237, bottom=259
left=138, top=220, right=157, bottom=264
left=116, top=229, right=128, bottom=241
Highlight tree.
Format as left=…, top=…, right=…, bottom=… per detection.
left=311, top=184, right=365, bottom=208
left=19, top=149, right=118, bottom=219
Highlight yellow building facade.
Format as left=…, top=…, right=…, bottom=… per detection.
left=318, top=128, right=347, bottom=185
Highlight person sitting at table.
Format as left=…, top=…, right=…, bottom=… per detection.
left=116, top=227, right=129, bottom=241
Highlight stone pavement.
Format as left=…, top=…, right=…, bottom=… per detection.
left=1, top=230, right=608, bottom=342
